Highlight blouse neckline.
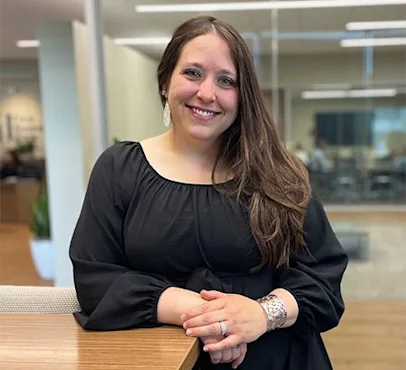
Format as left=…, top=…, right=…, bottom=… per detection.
left=136, top=142, right=233, bottom=188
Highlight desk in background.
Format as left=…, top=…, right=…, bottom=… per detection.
left=0, top=180, right=40, bottom=224
left=0, top=314, right=200, bottom=369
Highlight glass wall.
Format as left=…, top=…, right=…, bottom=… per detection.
left=101, top=1, right=406, bottom=206
left=100, top=1, right=406, bottom=309
left=273, top=6, right=406, bottom=206
left=266, top=4, right=406, bottom=323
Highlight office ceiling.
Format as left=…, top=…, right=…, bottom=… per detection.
left=0, top=0, right=405, bottom=60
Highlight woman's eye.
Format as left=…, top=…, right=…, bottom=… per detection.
left=218, top=77, right=236, bottom=87
left=183, top=69, right=201, bottom=78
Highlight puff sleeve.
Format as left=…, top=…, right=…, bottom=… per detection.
left=69, top=144, right=173, bottom=331
left=275, top=195, right=348, bottom=339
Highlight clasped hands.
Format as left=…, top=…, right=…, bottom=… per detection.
left=180, top=290, right=268, bottom=368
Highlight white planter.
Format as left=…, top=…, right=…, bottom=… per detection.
left=29, top=238, right=54, bottom=280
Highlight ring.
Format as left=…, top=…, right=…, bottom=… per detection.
left=219, top=320, right=227, bottom=336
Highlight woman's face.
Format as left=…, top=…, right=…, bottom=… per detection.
left=165, top=32, right=239, bottom=144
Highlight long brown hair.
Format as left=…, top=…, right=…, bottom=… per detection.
left=157, top=16, right=311, bottom=270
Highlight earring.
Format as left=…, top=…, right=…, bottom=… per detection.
left=163, top=101, right=171, bottom=127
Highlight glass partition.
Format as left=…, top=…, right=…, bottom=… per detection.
left=99, top=1, right=406, bottom=309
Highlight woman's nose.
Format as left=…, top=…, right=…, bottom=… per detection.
left=196, top=79, right=216, bottom=103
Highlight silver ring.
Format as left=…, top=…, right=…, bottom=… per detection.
left=219, top=320, right=227, bottom=336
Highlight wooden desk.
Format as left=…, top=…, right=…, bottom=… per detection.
left=0, top=180, right=40, bottom=224
left=0, top=314, right=200, bottom=370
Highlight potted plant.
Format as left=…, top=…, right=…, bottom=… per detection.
left=29, top=184, right=53, bottom=280
left=17, top=138, right=36, bottom=160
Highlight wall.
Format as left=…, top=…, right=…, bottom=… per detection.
left=104, top=37, right=164, bottom=144
left=0, top=60, right=44, bottom=157
left=0, top=92, right=43, bottom=157
left=257, top=51, right=405, bottom=152
left=37, top=21, right=86, bottom=287
left=73, top=21, right=165, bottom=180
left=289, top=95, right=405, bottom=152
left=258, top=51, right=405, bottom=88
left=72, top=22, right=94, bottom=179
left=0, top=60, right=39, bottom=82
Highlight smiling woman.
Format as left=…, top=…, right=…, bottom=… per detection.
left=160, top=32, right=239, bottom=144
left=70, top=15, right=348, bottom=370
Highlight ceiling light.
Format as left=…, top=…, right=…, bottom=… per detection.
left=302, top=90, right=348, bottom=99
left=346, top=20, right=406, bottom=30
left=16, top=40, right=40, bottom=48
left=302, top=89, right=397, bottom=99
left=135, top=1, right=406, bottom=13
left=114, top=37, right=171, bottom=46
left=340, top=37, right=406, bottom=47
left=348, top=89, right=397, bottom=98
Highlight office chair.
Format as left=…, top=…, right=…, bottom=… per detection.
left=0, top=285, right=81, bottom=314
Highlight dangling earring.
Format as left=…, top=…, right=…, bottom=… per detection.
left=163, top=101, right=171, bottom=127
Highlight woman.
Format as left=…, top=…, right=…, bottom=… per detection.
left=70, top=15, right=348, bottom=369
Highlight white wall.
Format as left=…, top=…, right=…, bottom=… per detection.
left=72, top=22, right=94, bottom=180
left=73, top=21, right=165, bottom=180
left=37, top=22, right=86, bottom=287
left=104, top=37, right=164, bottom=144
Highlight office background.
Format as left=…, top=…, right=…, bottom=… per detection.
left=0, top=0, right=405, bottom=347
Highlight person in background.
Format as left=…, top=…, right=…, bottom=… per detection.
left=311, top=139, right=333, bottom=173
left=69, top=15, right=348, bottom=370
left=0, top=149, right=21, bottom=179
left=292, top=143, right=310, bottom=166
left=394, top=147, right=406, bottom=170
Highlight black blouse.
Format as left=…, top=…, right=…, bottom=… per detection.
left=69, top=142, right=348, bottom=370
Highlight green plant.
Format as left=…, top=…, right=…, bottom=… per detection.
left=30, top=185, right=51, bottom=239
left=17, top=138, right=35, bottom=154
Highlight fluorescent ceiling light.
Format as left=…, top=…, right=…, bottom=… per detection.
left=340, top=37, right=406, bottom=47
left=346, top=20, right=406, bottom=30
left=302, top=90, right=348, bottom=99
left=302, top=89, right=397, bottom=99
left=348, top=89, right=397, bottom=98
left=136, top=1, right=406, bottom=13
left=114, top=37, right=171, bottom=46
left=16, top=40, right=40, bottom=48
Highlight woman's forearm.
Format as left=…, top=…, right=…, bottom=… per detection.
left=157, top=287, right=205, bottom=326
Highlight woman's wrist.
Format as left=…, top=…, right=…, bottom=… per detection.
left=257, top=293, right=288, bottom=332
left=157, top=287, right=203, bottom=326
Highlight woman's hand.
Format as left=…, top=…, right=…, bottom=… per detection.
left=182, top=290, right=268, bottom=352
left=183, top=290, right=248, bottom=368
left=202, top=335, right=247, bottom=369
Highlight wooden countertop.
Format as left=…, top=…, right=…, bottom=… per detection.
left=0, top=314, right=200, bottom=370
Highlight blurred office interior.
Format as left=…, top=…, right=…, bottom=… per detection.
left=0, top=1, right=405, bottom=368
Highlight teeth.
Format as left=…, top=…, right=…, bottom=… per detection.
left=192, top=107, right=215, bottom=117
